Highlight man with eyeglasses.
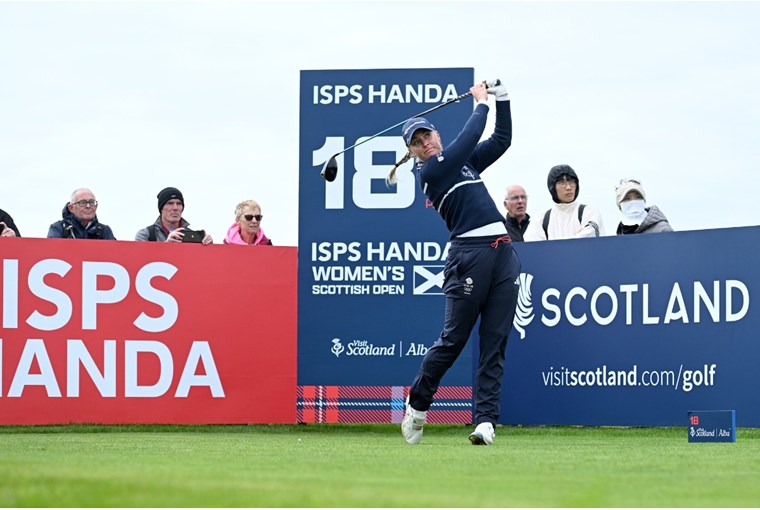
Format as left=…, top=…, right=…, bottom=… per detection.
left=135, top=187, right=213, bottom=244
left=502, top=184, right=530, bottom=242
left=47, top=188, right=116, bottom=240
left=523, top=164, right=605, bottom=241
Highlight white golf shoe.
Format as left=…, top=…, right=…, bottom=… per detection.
left=401, top=399, right=427, bottom=445
left=468, top=422, right=495, bottom=445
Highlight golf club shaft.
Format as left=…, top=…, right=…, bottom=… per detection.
left=321, top=79, right=500, bottom=182
left=334, top=79, right=500, bottom=157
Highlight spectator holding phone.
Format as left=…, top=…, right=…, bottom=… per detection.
left=135, top=187, right=213, bottom=244
left=1, top=208, right=20, bottom=237
left=47, top=188, right=116, bottom=240
left=223, top=199, right=273, bottom=245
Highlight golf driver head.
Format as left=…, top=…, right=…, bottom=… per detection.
left=321, top=156, right=338, bottom=182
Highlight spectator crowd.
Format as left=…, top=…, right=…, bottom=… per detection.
left=2, top=186, right=274, bottom=245
left=503, top=166, right=673, bottom=242
left=3, top=170, right=674, bottom=245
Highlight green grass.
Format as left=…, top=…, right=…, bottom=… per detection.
left=0, top=424, right=758, bottom=507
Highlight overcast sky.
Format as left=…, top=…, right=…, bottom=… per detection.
left=2, top=1, right=758, bottom=246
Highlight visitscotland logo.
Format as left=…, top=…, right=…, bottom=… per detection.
left=330, top=338, right=395, bottom=357
left=331, top=338, right=345, bottom=357
left=513, top=273, right=750, bottom=339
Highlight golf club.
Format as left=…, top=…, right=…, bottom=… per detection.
left=320, top=79, right=501, bottom=182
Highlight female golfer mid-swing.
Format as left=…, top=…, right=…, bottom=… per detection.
left=387, top=80, right=519, bottom=446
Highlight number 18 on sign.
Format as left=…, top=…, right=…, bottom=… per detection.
left=688, top=410, right=736, bottom=443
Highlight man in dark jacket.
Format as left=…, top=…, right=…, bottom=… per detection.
left=134, top=186, right=213, bottom=244
left=503, top=184, right=530, bottom=242
left=47, top=188, right=116, bottom=240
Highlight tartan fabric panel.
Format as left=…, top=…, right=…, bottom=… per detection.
left=297, top=385, right=472, bottom=424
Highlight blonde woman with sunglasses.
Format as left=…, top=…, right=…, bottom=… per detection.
left=224, top=199, right=273, bottom=245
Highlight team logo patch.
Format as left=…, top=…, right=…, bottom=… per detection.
left=463, top=277, right=474, bottom=295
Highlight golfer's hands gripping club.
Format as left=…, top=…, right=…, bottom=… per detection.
left=470, top=82, right=489, bottom=102
left=486, top=79, right=509, bottom=101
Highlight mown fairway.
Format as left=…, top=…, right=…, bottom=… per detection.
left=1, top=424, right=758, bottom=507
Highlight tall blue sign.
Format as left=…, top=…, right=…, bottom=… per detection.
left=298, top=68, right=476, bottom=423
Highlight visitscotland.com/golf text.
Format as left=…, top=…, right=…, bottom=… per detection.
left=541, top=364, right=717, bottom=392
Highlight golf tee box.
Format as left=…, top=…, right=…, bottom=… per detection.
left=687, top=410, right=736, bottom=443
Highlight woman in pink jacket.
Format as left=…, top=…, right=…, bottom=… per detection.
left=224, top=199, right=273, bottom=245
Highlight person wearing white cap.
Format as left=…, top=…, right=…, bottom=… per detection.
left=615, top=179, right=673, bottom=234
left=388, top=80, right=519, bottom=447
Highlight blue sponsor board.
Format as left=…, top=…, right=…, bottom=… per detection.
left=688, top=410, right=736, bottom=442
left=500, top=227, right=760, bottom=427
left=298, top=69, right=475, bottom=406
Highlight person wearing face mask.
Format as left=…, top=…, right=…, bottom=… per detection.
left=615, top=179, right=673, bottom=234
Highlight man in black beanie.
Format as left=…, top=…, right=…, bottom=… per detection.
left=135, top=187, right=213, bottom=244
left=157, top=187, right=184, bottom=213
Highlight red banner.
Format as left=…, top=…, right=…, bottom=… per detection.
left=0, top=238, right=297, bottom=424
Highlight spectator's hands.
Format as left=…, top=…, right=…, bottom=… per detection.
left=166, top=227, right=212, bottom=243
left=487, top=81, right=509, bottom=101
left=0, top=223, right=15, bottom=238
left=166, top=228, right=184, bottom=242
left=470, top=82, right=488, bottom=102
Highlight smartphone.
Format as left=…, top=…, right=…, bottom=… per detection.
left=181, top=229, right=205, bottom=243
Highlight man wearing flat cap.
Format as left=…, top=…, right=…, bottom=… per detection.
left=135, top=187, right=213, bottom=244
